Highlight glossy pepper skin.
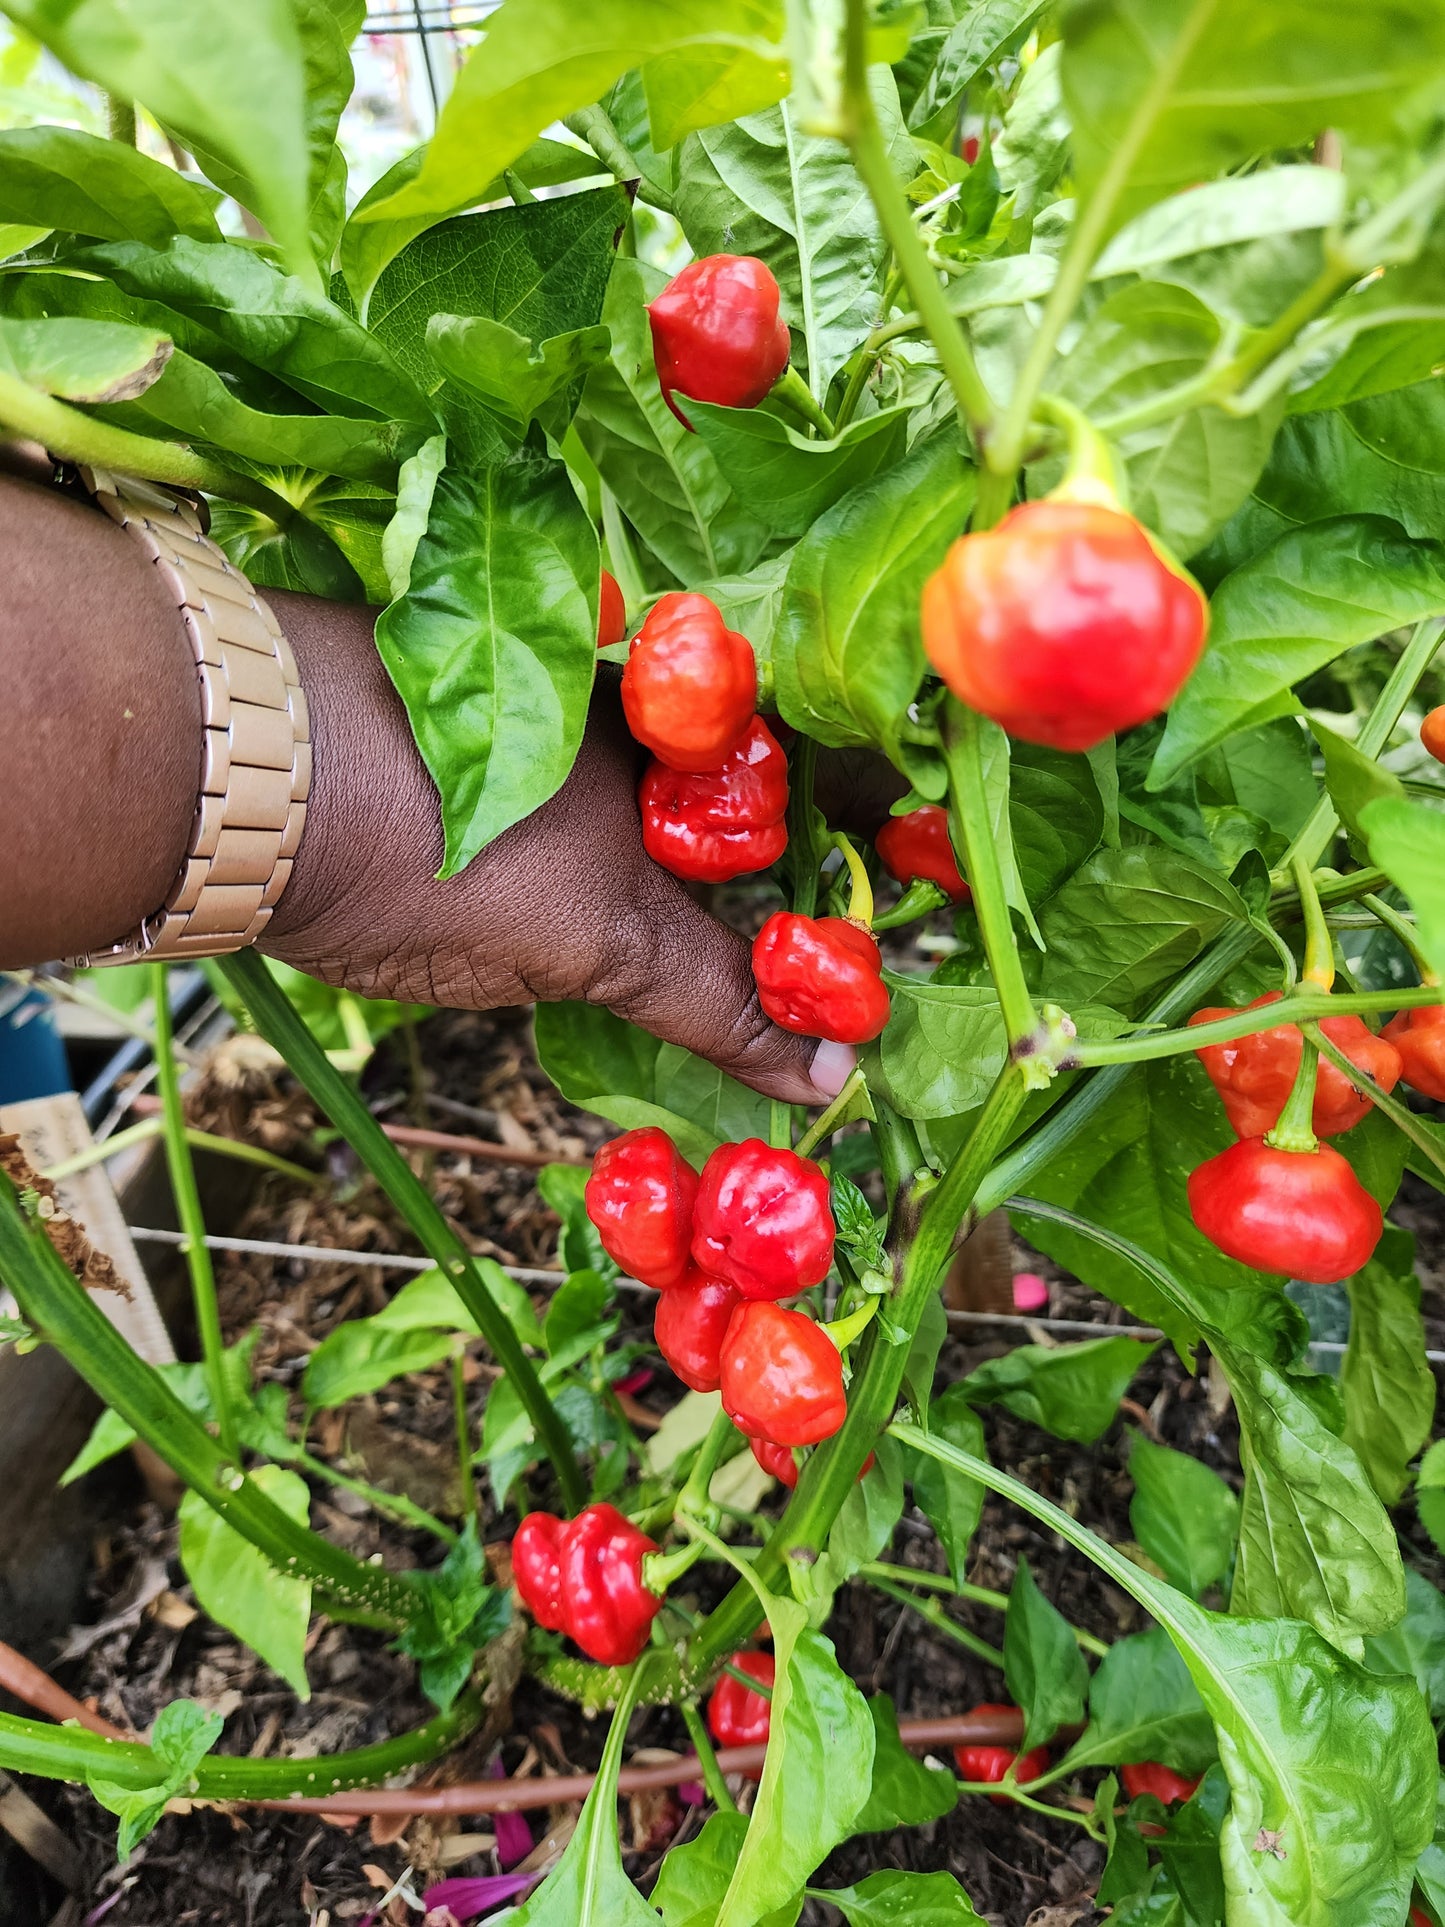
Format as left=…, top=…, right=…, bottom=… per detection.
left=1190, top=992, right=1401, bottom=1138
left=653, top=1270, right=741, bottom=1393
left=749, top=1435, right=873, bottom=1486
left=621, top=593, right=757, bottom=773
left=597, top=569, right=627, bottom=649
left=1120, top=1762, right=1201, bottom=1805
left=1422, top=705, right=1445, bottom=764
left=954, top=1706, right=1050, bottom=1806
left=708, top=1650, right=775, bottom=1767
left=639, top=717, right=788, bottom=883
left=558, top=1502, right=663, bottom=1667
left=720, top=1301, right=847, bottom=1446
left=511, top=1513, right=567, bottom=1633
left=584, top=1128, right=699, bottom=1288
left=1384, top=1005, right=1445, bottom=1101
left=752, top=913, right=891, bottom=1045
left=648, top=255, right=790, bottom=428
left=921, top=499, right=1208, bottom=751
left=875, top=805, right=971, bottom=903
left=691, top=1139, right=835, bottom=1300
left=1187, top=1139, right=1382, bottom=1283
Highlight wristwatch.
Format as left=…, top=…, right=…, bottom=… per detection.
left=66, top=464, right=312, bottom=966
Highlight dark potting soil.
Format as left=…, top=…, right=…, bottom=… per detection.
left=5, top=1002, right=1443, bottom=1927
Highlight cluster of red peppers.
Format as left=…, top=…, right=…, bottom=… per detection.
left=511, top=1502, right=662, bottom=1667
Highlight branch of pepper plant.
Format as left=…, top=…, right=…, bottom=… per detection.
left=1064, top=982, right=1442, bottom=1070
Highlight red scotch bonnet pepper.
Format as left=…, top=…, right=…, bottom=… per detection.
left=597, top=569, right=626, bottom=649
left=1191, top=992, right=1401, bottom=1138
left=708, top=1650, right=775, bottom=1774
left=954, top=1705, right=1049, bottom=1806
left=639, top=717, right=789, bottom=883
left=875, top=805, right=971, bottom=903
left=648, top=254, right=790, bottom=428
left=1120, top=1762, right=1200, bottom=1804
left=690, top=1139, right=835, bottom=1299
left=621, top=592, right=757, bottom=774
left=752, top=912, right=890, bottom=1045
left=719, top=1301, right=847, bottom=1446
left=653, top=1271, right=741, bottom=1394
left=1187, top=1139, right=1382, bottom=1284
left=511, top=1503, right=661, bottom=1667
left=751, top=1435, right=874, bottom=1487
left=921, top=497, right=1208, bottom=751
left=584, top=1127, right=698, bottom=1287
left=1384, top=1005, right=1445, bottom=1101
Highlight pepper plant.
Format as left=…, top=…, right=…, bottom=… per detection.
left=2, top=0, right=1445, bottom=1921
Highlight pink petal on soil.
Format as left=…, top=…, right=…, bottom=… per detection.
left=485, top=1755, right=534, bottom=1869
left=678, top=1780, right=708, bottom=1807
left=1012, top=1271, right=1049, bottom=1313
left=613, top=1365, right=654, bottom=1397
left=423, top=1872, right=542, bottom=1921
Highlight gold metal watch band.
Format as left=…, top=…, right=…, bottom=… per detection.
left=69, top=465, right=312, bottom=966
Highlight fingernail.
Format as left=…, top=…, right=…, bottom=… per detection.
left=809, top=1040, right=856, bottom=1100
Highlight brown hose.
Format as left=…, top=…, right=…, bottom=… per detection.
left=0, top=1640, right=129, bottom=1741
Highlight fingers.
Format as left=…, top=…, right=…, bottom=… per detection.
left=587, top=865, right=856, bottom=1107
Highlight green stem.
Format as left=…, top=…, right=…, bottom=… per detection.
left=0, top=371, right=288, bottom=516
left=867, top=1573, right=1005, bottom=1668
left=872, top=878, right=950, bottom=931
left=794, top=1067, right=869, bottom=1159
left=295, top=1449, right=456, bottom=1545
left=564, top=106, right=676, bottom=214
left=772, top=363, right=836, bottom=436
left=0, top=1173, right=420, bottom=1627
left=1292, top=856, right=1335, bottom=990
left=219, top=953, right=585, bottom=1512
left=678, top=1407, right=737, bottom=1525
left=1304, top=1022, right=1445, bottom=1187
left=1264, top=1036, right=1320, bottom=1154
left=679, top=1697, right=738, bottom=1812
left=871, top=1099, right=927, bottom=1206
left=151, top=963, right=237, bottom=1461
left=5, top=968, right=183, bottom=1060
left=43, top=1116, right=319, bottom=1189
left=841, top=0, right=993, bottom=439
left=107, top=96, right=137, bottom=146
left=1361, top=893, right=1441, bottom=985
left=688, top=1066, right=1026, bottom=1670
left=1068, top=983, right=1443, bottom=1068
left=0, top=1691, right=480, bottom=1797
left=860, top=1562, right=1110, bottom=1657
left=451, top=1345, right=478, bottom=1528
left=942, top=699, right=1039, bottom=1049
left=787, top=735, right=824, bottom=918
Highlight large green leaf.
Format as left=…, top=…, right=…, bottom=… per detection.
left=1222, top=1340, right=1406, bottom=1655
left=907, top=0, right=1045, bottom=132
left=653, top=1813, right=801, bottom=1927
left=1004, top=1556, right=1090, bottom=1749
left=1341, top=1227, right=1435, bottom=1506
left=1362, top=1567, right=1445, bottom=1723
left=374, top=455, right=597, bottom=877
left=1152, top=516, right=1445, bottom=786
left=426, top=315, right=611, bottom=442
left=1287, top=239, right=1445, bottom=413
left=177, top=1465, right=312, bottom=1698
left=962, top=1336, right=1157, bottom=1443
left=1055, top=1627, right=1217, bottom=1777
left=854, top=1696, right=959, bottom=1832
left=903, top=1386, right=986, bottom=1586
left=62, top=236, right=431, bottom=424
left=574, top=257, right=769, bottom=584
left=688, top=401, right=910, bottom=536
left=358, top=0, right=787, bottom=231
left=1361, top=795, right=1445, bottom=985
left=0, top=313, right=171, bottom=403
left=673, top=70, right=910, bottom=392
left=1009, top=740, right=1109, bottom=904
left=0, top=126, right=220, bottom=245
left=1060, top=0, right=1445, bottom=242
left=773, top=432, right=974, bottom=759
left=816, top=1871, right=986, bottom=1926
left=1128, top=1433, right=1239, bottom=1599
left=209, top=500, right=365, bottom=603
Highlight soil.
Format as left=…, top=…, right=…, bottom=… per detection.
left=4, top=1003, right=1443, bottom=1927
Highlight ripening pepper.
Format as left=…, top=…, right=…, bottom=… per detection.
left=875, top=805, right=971, bottom=903
left=512, top=1506, right=662, bottom=1664
left=720, top=1301, right=847, bottom=1446
left=648, top=255, right=790, bottom=428
left=1190, top=992, right=1401, bottom=1138
left=921, top=498, right=1208, bottom=751
left=598, top=569, right=627, bottom=649
left=708, top=1650, right=775, bottom=1765
left=639, top=717, right=789, bottom=883
left=1411, top=1910, right=1432, bottom=1927
left=1384, top=1005, right=1445, bottom=1101
left=653, top=1270, right=741, bottom=1393
left=584, top=1128, right=698, bottom=1288
left=1422, top=705, right=1445, bottom=764
left=954, top=1706, right=1050, bottom=1806
left=511, top=1512, right=568, bottom=1633
left=1120, top=1762, right=1201, bottom=1805
left=621, top=592, right=757, bottom=773
left=691, top=1139, right=835, bottom=1299
left=750, top=1435, right=800, bottom=1486
left=1187, top=1139, right=1382, bottom=1283
left=752, top=913, right=891, bottom=1045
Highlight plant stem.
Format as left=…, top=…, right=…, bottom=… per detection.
left=841, top=0, right=993, bottom=441
left=867, top=1573, right=1005, bottom=1667
left=43, top=1116, right=319, bottom=1189
left=1068, top=983, right=1442, bottom=1068
left=787, top=736, right=824, bottom=918
left=218, top=952, right=586, bottom=1513
left=295, top=1449, right=457, bottom=1545
left=0, top=371, right=287, bottom=515
left=795, top=1068, right=869, bottom=1158
left=872, top=878, right=950, bottom=931
left=151, top=963, right=237, bottom=1461
left=1361, top=894, right=1441, bottom=985
left=941, top=699, right=1039, bottom=1048
left=1263, top=1036, right=1320, bottom=1154
left=5, top=967, right=186, bottom=1060
left=860, top=1562, right=1109, bottom=1657
left=773, top=364, right=836, bottom=436
left=0, top=1173, right=420, bottom=1627
left=1292, top=857, right=1335, bottom=990
left=564, top=106, right=676, bottom=214
left=1304, top=1022, right=1445, bottom=1186
left=451, top=1345, right=479, bottom=1527
left=679, top=1697, right=738, bottom=1812
left=678, top=1407, right=736, bottom=1523
left=107, top=96, right=137, bottom=146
